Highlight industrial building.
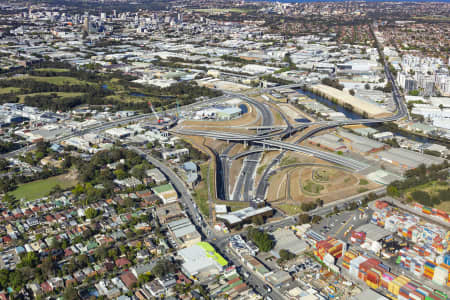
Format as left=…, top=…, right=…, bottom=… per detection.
left=374, top=147, right=444, bottom=170
left=337, top=129, right=386, bottom=154
left=310, top=84, right=390, bottom=118
left=152, top=183, right=178, bottom=204
left=167, top=218, right=201, bottom=248
left=271, top=228, right=309, bottom=259
left=217, top=107, right=242, bottom=120
left=350, top=288, right=388, bottom=300
left=353, top=223, right=393, bottom=253
left=193, top=105, right=242, bottom=121
left=216, top=207, right=273, bottom=228
left=145, top=168, right=166, bottom=184
left=308, top=133, right=348, bottom=152
left=178, top=242, right=227, bottom=278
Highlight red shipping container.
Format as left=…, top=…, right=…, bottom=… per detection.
left=410, top=291, right=425, bottom=300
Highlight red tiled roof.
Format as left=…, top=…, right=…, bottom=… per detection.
left=115, top=257, right=131, bottom=268
left=120, top=271, right=137, bottom=289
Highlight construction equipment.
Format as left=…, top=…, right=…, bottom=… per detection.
left=176, top=99, right=180, bottom=119
left=148, top=101, right=163, bottom=124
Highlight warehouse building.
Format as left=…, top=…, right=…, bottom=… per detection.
left=310, top=84, right=390, bottom=118
left=374, top=148, right=444, bottom=170
left=167, top=218, right=201, bottom=248
left=217, top=107, right=242, bottom=120
left=216, top=207, right=273, bottom=229
left=337, top=129, right=386, bottom=154
left=351, top=289, right=388, bottom=300
left=178, top=242, right=227, bottom=279
left=152, top=183, right=178, bottom=204
left=271, top=229, right=308, bottom=259
left=308, top=133, right=347, bottom=152
left=354, top=223, right=393, bottom=253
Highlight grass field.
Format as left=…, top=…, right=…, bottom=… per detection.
left=280, top=156, right=299, bottom=167
left=105, top=94, right=147, bottom=104
left=194, top=163, right=210, bottom=217
left=215, top=199, right=249, bottom=212
left=18, top=92, right=85, bottom=102
left=0, top=87, right=20, bottom=94
left=27, top=76, right=91, bottom=86
left=359, top=179, right=369, bottom=185
left=313, top=169, right=329, bottom=182
left=405, top=181, right=448, bottom=197
left=276, top=204, right=303, bottom=215
left=11, top=173, right=78, bottom=201
left=435, top=201, right=450, bottom=213
left=303, top=180, right=324, bottom=195
left=405, top=181, right=449, bottom=210
left=35, top=68, right=70, bottom=73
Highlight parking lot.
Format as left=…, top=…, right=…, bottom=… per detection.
left=0, top=249, right=19, bottom=270
left=311, top=207, right=372, bottom=241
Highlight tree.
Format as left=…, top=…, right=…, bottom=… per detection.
left=3, top=193, right=18, bottom=209
left=301, top=201, right=317, bottom=211
left=95, top=246, right=108, bottom=261
left=411, top=190, right=431, bottom=206
left=152, top=259, right=177, bottom=278
left=311, top=215, right=323, bottom=224
left=19, top=252, right=39, bottom=268
left=408, top=90, right=420, bottom=96
left=9, top=270, right=24, bottom=291
left=315, top=198, right=324, bottom=207
left=349, top=89, right=355, bottom=96
left=85, top=207, right=99, bottom=219
left=114, top=169, right=127, bottom=180
left=333, top=206, right=340, bottom=214
left=279, top=249, right=296, bottom=261
left=387, top=185, right=399, bottom=197
left=0, top=269, right=9, bottom=290
left=72, top=184, right=84, bottom=196
left=364, top=83, right=370, bottom=90
left=251, top=215, right=264, bottom=225
left=298, top=214, right=311, bottom=225
left=247, top=227, right=274, bottom=252
left=63, top=286, right=80, bottom=300
left=41, top=257, right=55, bottom=278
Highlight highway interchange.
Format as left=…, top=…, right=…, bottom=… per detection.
left=1, top=54, right=408, bottom=300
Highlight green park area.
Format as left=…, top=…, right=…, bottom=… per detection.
left=0, top=87, right=20, bottom=94
left=276, top=204, right=303, bottom=215
left=34, top=68, right=70, bottom=73
left=10, top=174, right=78, bottom=201
left=18, top=92, right=85, bottom=103
left=26, top=75, right=92, bottom=86
left=303, top=180, right=324, bottom=195
left=0, top=63, right=221, bottom=112
left=193, top=163, right=210, bottom=217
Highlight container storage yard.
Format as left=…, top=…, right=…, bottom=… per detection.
left=310, top=198, right=450, bottom=300
left=340, top=250, right=449, bottom=300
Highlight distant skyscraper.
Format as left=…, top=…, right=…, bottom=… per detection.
left=83, top=15, right=90, bottom=33
left=113, top=10, right=117, bottom=18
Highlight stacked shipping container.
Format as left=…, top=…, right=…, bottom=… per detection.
left=340, top=251, right=449, bottom=300
left=314, top=237, right=346, bottom=261
left=414, top=203, right=450, bottom=223
left=371, top=203, right=448, bottom=256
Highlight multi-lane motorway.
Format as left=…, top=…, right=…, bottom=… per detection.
left=230, top=95, right=274, bottom=201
